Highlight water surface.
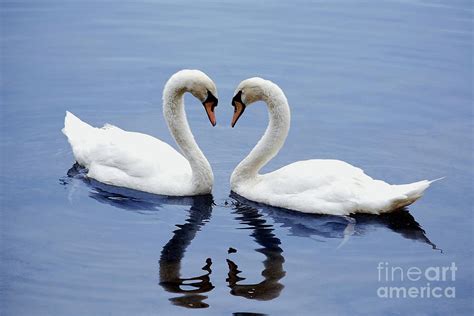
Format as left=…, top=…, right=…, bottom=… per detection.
left=1, top=0, right=473, bottom=315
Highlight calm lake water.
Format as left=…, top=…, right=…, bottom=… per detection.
left=1, top=0, right=473, bottom=315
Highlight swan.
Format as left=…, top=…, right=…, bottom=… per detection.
left=230, top=77, right=439, bottom=216
left=62, top=69, right=218, bottom=196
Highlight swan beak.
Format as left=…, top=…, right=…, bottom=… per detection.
left=203, top=91, right=218, bottom=127
left=231, top=91, right=246, bottom=128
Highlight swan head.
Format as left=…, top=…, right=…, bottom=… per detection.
left=167, top=69, right=219, bottom=126
left=231, top=77, right=268, bottom=127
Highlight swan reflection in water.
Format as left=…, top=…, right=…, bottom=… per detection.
left=226, top=191, right=439, bottom=303
left=87, top=189, right=216, bottom=308
left=158, top=194, right=215, bottom=309
left=62, top=163, right=215, bottom=308
left=62, top=163, right=202, bottom=211
left=60, top=163, right=438, bottom=309
left=227, top=198, right=286, bottom=301
left=229, top=192, right=438, bottom=250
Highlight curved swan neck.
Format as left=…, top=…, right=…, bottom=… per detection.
left=163, top=75, right=213, bottom=194
left=232, top=82, right=290, bottom=182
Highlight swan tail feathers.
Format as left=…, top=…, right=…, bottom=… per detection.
left=62, top=111, right=95, bottom=138
left=62, top=111, right=98, bottom=166
left=400, top=177, right=443, bottom=198
left=386, top=178, right=442, bottom=211
left=428, top=177, right=445, bottom=184
left=398, top=180, right=430, bottom=197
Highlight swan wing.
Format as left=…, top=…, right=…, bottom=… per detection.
left=62, top=112, right=192, bottom=194
left=248, top=159, right=432, bottom=215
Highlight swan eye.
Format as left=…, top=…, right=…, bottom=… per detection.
left=232, top=91, right=244, bottom=107
left=231, top=91, right=246, bottom=128
left=202, top=90, right=218, bottom=127
left=204, top=90, right=218, bottom=107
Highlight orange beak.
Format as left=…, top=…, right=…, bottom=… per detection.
left=231, top=91, right=246, bottom=128
left=203, top=91, right=218, bottom=126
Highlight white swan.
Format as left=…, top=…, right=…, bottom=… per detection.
left=230, top=77, right=439, bottom=215
left=62, top=69, right=218, bottom=196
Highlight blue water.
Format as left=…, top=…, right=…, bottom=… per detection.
left=1, top=0, right=473, bottom=315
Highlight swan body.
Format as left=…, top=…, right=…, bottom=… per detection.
left=63, top=69, right=218, bottom=196
left=230, top=77, right=437, bottom=215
